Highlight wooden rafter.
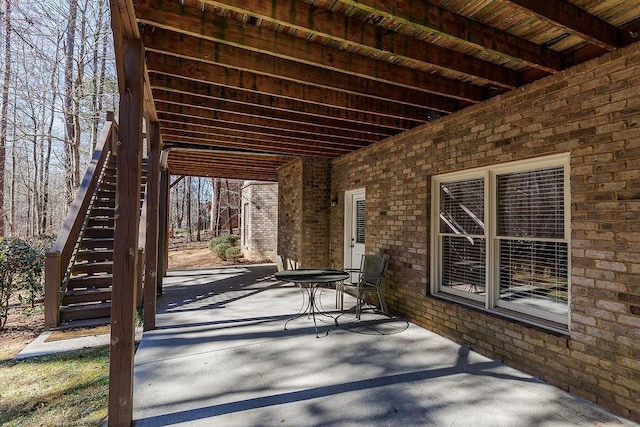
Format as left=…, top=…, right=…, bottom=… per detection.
left=148, top=74, right=427, bottom=129
left=157, top=111, right=382, bottom=144
left=164, top=149, right=292, bottom=180
left=137, top=0, right=519, bottom=89
left=130, top=0, right=640, bottom=176
left=319, top=0, right=565, bottom=73
left=507, top=0, right=621, bottom=50
left=145, top=48, right=463, bottom=111
left=141, top=26, right=488, bottom=102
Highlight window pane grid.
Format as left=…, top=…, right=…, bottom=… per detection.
left=497, top=167, right=564, bottom=239
left=432, top=156, right=569, bottom=328
left=439, top=178, right=485, bottom=236
left=498, top=239, right=568, bottom=316
left=442, top=236, right=486, bottom=295
left=355, top=200, right=365, bottom=244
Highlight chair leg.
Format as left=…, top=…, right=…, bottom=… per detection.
left=377, top=288, right=388, bottom=315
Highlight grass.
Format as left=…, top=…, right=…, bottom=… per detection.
left=0, top=346, right=109, bottom=426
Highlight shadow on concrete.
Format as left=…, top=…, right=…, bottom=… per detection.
left=132, top=265, right=636, bottom=427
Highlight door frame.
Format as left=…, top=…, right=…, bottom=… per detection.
left=343, top=188, right=366, bottom=270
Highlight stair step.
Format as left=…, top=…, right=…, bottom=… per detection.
left=63, top=287, right=111, bottom=304
left=55, top=317, right=111, bottom=330
left=83, top=228, right=114, bottom=239
left=60, top=302, right=111, bottom=322
left=80, top=238, right=114, bottom=250
left=76, top=249, right=113, bottom=262
left=97, top=189, right=115, bottom=197
left=87, top=217, right=114, bottom=228
left=100, top=177, right=116, bottom=184
left=68, top=274, right=113, bottom=290
left=92, top=198, right=115, bottom=209
left=90, top=207, right=115, bottom=217
left=72, top=261, right=113, bottom=275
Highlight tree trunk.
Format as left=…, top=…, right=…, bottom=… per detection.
left=9, top=94, right=16, bottom=236
left=225, top=179, right=233, bottom=235
left=186, top=177, right=192, bottom=242
left=72, top=1, right=87, bottom=188
left=63, top=0, right=78, bottom=206
left=0, top=0, right=11, bottom=236
left=196, top=178, right=201, bottom=242
left=210, top=178, right=219, bottom=234
left=31, top=117, right=39, bottom=236
left=90, top=0, right=103, bottom=151
left=42, top=38, right=60, bottom=234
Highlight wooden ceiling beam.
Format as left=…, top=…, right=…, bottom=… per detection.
left=154, top=98, right=397, bottom=140
left=166, top=158, right=281, bottom=180
left=149, top=74, right=426, bottom=131
left=142, top=26, right=487, bottom=102
left=507, top=0, right=621, bottom=50
left=167, top=166, right=276, bottom=180
left=161, top=132, right=352, bottom=157
left=136, top=0, right=517, bottom=89
left=145, top=56, right=452, bottom=121
left=166, top=152, right=289, bottom=175
left=157, top=111, right=377, bottom=145
left=159, top=120, right=368, bottom=150
left=323, top=0, right=564, bottom=73
left=145, top=49, right=463, bottom=112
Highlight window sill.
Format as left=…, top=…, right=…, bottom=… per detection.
left=430, top=292, right=570, bottom=337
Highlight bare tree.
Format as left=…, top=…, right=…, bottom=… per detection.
left=0, top=0, right=12, bottom=236
left=196, top=177, right=202, bottom=242
left=210, top=178, right=220, bottom=235
left=63, top=0, right=78, bottom=205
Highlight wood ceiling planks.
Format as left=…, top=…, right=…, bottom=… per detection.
left=120, top=0, right=640, bottom=178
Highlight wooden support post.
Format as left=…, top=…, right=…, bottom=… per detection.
left=109, top=37, right=144, bottom=427
left=144, top=121, right=160, bottom=331
left=163, top=170, right=170, bottom=278
left=44, top=252, right=61, bottom=328
left=157, top=169, right=169, bottom=291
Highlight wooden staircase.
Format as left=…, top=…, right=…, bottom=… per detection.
left=57, top=157, right=147, bottom=328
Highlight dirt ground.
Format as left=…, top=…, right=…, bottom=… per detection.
left=0, top=297, right=45, bottom=360
left=0, top=234, right=267, bottom=359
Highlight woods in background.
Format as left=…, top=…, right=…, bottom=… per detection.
left=0, top=0, right=116, bottom=239
left=170, top=177, right=243, bottom=242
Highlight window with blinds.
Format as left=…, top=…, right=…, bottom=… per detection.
left=355, top=199, right=365, bottom=244
left=431, top=154, right=570, bottom=329
left=495, top=167, right=568, bottom=319
left=438, top=178, right=486, bottom=301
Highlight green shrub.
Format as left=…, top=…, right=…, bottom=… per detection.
left=208, top=234, right=240, bottom=257
left=208, top=234, right=239, bottom=248
left=225, top=246, right=242, bottom=261
left=212, top=242, right=232, bottom=259
left=0, top=237, right=48, bottom=330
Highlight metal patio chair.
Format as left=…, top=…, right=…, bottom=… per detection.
left=339, top=254, right=389, bottom=319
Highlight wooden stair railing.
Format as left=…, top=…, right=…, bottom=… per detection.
left=44, top=119, right=118, bottom=328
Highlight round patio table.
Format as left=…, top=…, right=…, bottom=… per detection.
left=275, top=269, right=349, bottom=337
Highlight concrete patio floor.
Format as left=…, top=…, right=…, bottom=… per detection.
left=133, top=264, right=636, bottom=426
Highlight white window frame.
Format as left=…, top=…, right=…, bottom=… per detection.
left=430, top=153, right=571, bottom=332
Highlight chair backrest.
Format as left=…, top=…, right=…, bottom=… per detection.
left=359, top=254, right=387, bottom=288
left=276, top=255, right=300, bottom=272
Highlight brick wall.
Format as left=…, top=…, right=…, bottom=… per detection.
left=278, top=157, right=332, bottom=268
left=278, top=160, right=302, bottom=265
left=330, top=42, right=640, bottom=420
left=241, top=181, right=278, bottom=261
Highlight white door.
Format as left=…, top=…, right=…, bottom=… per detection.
left=344, top=189, right=365, bottom=283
